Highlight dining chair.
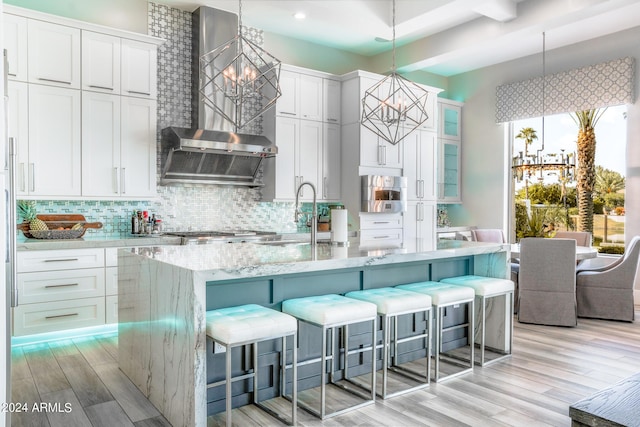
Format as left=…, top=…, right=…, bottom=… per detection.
left=576, top=235, right=640, bottom=322
left=552, top=231, right=592, bottom=247
left=471, top=229, right=506, bottom=243
left=517, top=238, right=577, bottom=327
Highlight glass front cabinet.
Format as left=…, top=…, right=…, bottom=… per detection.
left=437, top=99, right=463, bottom=203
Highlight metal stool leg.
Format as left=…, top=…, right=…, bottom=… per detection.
left=225, top=344, right=232, bottom=427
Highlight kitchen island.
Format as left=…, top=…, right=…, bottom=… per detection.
left=117, top=239, right=510, bottom=427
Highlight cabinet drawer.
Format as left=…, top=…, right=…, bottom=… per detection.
left=105, top=266, right=118, bottom=296
left=13, top=297, right=105, bottom=336
left=18, top=248, right=105, bottom=272
left=18, top=268, right=105, bottom=304
left=106, top=295, right=118, bottom=324
left=360, top=214, right=403, bottom=230
left=360, top=228, right=403, bottom=248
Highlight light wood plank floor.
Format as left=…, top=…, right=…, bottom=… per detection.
left=10, top=310, right=640, bottom=427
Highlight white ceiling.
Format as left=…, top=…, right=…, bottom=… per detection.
left=152, top=0, right=640, bottom=76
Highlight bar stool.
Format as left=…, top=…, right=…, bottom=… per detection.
left=440, top=275, right=514, bottom=366
left=396, top=281, right=475, bottom=382
left=206, top=304, right=298, bottom=427
left=282, top=294, right=377, bottom=419
left=344, top=287, right=432, bottom=398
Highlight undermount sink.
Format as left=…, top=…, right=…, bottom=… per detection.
left=253, top=240, right=309, bottom=247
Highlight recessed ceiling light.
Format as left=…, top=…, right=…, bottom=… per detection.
left=293, top=11, right=306, bottom=20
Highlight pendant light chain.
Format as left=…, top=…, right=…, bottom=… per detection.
left=238, top=0, right=243, bottom=38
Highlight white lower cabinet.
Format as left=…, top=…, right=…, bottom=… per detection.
left=105, top=248, right=119, bottom=324
left=14, top=248, right=108, bottom=336
left=359, top=213, right=403, bottom=248
left=13, top=298, right=105, bottom=337
left=105, top=295, right=119, bottom=325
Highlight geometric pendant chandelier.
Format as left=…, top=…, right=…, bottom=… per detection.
left=199, top=0, right=282, bottom=131
left=361, top=0, right=430, bottom=145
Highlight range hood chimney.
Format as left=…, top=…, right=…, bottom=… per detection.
left=160, top=6, right=277, bottom=187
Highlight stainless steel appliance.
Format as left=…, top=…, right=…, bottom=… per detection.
left=4, top=49, right=17, bottom=308
left=361, top=175, right=407, bottom=213
left=164, top=230, right=278, bottom=245
left=160, top=7, right=278, bottom=187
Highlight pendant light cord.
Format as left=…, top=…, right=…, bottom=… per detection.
left=238, top=0, right=243, bottom=37
left=541, top=32, right=546, bottom=152
left=392, top=0, right=396, bottom=72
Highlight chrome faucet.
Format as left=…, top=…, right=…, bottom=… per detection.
left=294, top=181, right=317, bottom=246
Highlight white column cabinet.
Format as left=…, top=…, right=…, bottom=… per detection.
left=82, top=31, right=121, bottom=94
left=121, top=39, right=157, bottom=99
left=7, top=81, right=29, bottom=197
left=4, top=13, right=28, bottom=81
left=27, top=20, right=81, bottom=89
left=28, top=85, right=81, bottom=197
left=297, top=120, right=322, bottom=200
left=322, top=123, right=341, bottom=201
left=403, top=201, right=436, bottom=251
left=403, top=129, right=437, bottom=201
left=323, top=79, right=341, bottom=124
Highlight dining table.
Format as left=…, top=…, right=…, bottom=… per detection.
left=510, top=243, right=598, bottom=260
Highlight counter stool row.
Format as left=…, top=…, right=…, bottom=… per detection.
left=204, top=274, right=514, bottom=426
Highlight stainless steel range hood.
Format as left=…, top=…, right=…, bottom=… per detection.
left=160, top=127, right=276, bottom=186
left=160, top=6, right=277, bottom=187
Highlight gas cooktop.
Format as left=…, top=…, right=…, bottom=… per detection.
left=164, top=230, right=278, bottom=244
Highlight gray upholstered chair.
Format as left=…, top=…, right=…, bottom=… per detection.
left=552, top=231, right=592, bottom=247
left=518, top=238, right=577, bottom=327
left=576, top=236, right=640, bottom=322
left=471, top=229, right=506, bottom=243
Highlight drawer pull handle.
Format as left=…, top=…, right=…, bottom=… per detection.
left=45, top=312, right=79, bottom=320
left=89, top=85, right=114, bottom=91
left=45, top=283, right=79, bottom=289
left=279, top=111, right=296, bottom=116
left=127, top=90, right=151, bottom=96
left=373, top=221, right=390, bottom=224
left=44, top=258, right=79, bottom=262
left=374, top=235, right=391, bottom=239
left=38, top=77, right=72, bottom=85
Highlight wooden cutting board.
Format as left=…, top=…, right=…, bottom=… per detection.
left=17, top=214, right=103, bottom=238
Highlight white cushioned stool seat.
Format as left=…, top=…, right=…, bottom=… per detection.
left=397, top=281, right=475, bottom=305
left=282, top=294, right=377, bottom=326
left=282, top=293, right=377, bottom=419
left=345, top=287, right=432, bottom=398
left=206, top=303, right=297, bottom=345
left=345, top=287, right=432, bottom=315
left=440, top=275, right=514, bottom=297
left=396, top=281, right=475, bottom=382
left=440, top=275, right=514, bottom=367
left=205, top=304, right=298, bottom=427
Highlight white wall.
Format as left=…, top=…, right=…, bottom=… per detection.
left=1, top=4, right=9, bottom=425
left=447, top=26, right=640, bottom=243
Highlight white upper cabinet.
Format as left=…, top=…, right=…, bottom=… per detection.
left=28, top=85, right=81, bottom=196
left=323, top=78, right=341, bottom=124
left=439, top=100, right=462, bottom=141
left=82, top=31, right=121, bottom=94
left=81, top=92, right=122, bottom=196
left=4, top=13, right=28, bottom=81
left=27, top=20, right=81, bottom=89
left=299, top=74, right=323, bottom=121
left=121, top=39, right=157, bottom=99
left=437, top=99, right=463, bottom=203
left=359, top=125, right=402, bottom=170
left=276, top=69, right=300, bottom=118
left=120, top=97, right=157, bottom=197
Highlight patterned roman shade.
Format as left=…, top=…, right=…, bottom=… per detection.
left=496, top=57, right=635, bottom=123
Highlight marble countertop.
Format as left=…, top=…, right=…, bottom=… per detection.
left=124, top=239, right=508, bottom=282
left=17, top=233, right=183, bottom=250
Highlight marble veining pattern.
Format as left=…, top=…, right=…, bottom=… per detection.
left=131, top=240, right=508, bottom=281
